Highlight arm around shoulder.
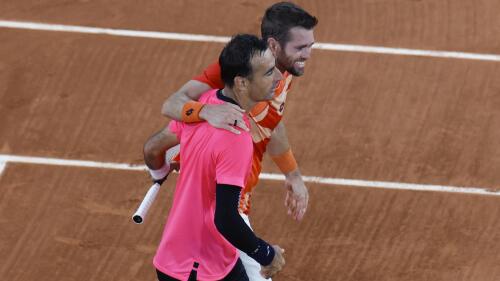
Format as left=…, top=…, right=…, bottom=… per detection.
left=161, top=80, right=212, bottom=121
left=161, top=80, right=247, bottom=133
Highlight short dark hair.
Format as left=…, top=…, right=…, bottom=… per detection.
left=261, top=2, right=318, bottom=45
left=219, top=34, right=268, bottom=88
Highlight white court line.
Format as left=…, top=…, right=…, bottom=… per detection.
left=1, top=20, right=500, bottom=62
left=0, top=154, right=498, bottom=196
left=0, top=154, right=145, bottom=171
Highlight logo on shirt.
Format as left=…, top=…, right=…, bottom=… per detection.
left=279, top=102, right=285, bottom=112
left=186, top=108, right=194, bottom=116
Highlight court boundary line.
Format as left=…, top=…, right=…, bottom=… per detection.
left=1, top=20, right=500, bottom=62
left=0, top=154, right=498, bottom=196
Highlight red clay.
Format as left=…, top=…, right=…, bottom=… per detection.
left=1, top=1, right=500, bottom=281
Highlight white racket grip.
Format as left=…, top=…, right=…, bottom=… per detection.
left=132, top=182, right=161, bottom=224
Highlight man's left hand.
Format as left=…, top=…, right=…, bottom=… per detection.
left=284, top=169, right=309, bottom=221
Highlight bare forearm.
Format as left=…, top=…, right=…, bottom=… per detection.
left=267, top=121, right=290, bottom=157
left=161, top=80, right=212, bottom=120
left=161, top=91, right=191, bottom=121
left=161, top=79, right=247, bottom=134
left=143, top=128, right=179, bottom=169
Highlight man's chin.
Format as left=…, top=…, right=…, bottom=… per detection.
left=288, top=67, right=305, bottom=77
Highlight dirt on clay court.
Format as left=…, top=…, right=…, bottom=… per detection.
left=1, top=1, right=500, bottom=281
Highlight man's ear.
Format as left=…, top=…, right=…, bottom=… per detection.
left=234, top=76, right=247, bottom=90
left=267, top=37, right=281, bottom=56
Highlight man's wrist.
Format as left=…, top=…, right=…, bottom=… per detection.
left=271, top=148, right=298, bottom=174
left=198, top=104, right=208, bottom=121
left=247, top=238, right=275, bottom=266
left=284, top=167, right=301, bottom=178
left=148, top=162, right=170, bottom=181
left=181, top=101, right=204, bottom=123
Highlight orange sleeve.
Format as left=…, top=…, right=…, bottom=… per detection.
left=192, top=61, right=224, bottom=89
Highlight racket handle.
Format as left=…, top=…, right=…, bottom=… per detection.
left=132, top=182, right=161, bottom=224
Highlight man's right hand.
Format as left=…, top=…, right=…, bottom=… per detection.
left=260, top=245, right=285, bottom=279
left=199, top=103, right=248, bottom=134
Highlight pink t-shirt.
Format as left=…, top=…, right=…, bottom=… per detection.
left=153, top=89, right=253, bottom=280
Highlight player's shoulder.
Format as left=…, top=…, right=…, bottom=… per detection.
left=199, top=89, right=223, bottom=105
left=192, top=61, right=223, bottom=89
left=214, top=128, right=252, bottom=150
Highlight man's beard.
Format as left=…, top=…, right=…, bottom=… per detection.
left=287, top=65, right=304, bottom=77
left=277, top=55, right=304, bottom=77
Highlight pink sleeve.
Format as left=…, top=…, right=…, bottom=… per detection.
left=168, top=120, right=184, bottom=139
left=215, top=136, right=252, bottom=188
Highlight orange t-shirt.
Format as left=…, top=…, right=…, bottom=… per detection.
left=193, top=61, right=293, bottom=214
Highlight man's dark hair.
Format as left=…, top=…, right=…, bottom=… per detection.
left=219, top=34, right=268, bottom=88
left=261, top=2, right=318, bottom=45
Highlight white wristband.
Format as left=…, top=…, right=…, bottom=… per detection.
left=149, top=162, right=170, bottom=180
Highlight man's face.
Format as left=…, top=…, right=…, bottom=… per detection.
left=247, top=49, right=283, bottom=102
left=275, top=27, right=315, bottom=76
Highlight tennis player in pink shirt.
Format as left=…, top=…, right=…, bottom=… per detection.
left=147, top=35, right=285, bottom=280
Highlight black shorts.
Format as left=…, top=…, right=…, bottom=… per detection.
left=156, top=258, right=249, bottom=281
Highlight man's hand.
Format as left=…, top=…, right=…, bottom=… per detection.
left=284, top=169, right=309, bottom=221
left=260, top=245, right=285, bottom=279
left=199, top=103, right=248, bottom=134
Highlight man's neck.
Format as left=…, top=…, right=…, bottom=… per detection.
left=276, top=63, right=286, bottom=74
left=221, top=88, right=256, bottom=112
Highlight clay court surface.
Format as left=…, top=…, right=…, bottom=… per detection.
left=1, top=1, right=500, bottom=280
